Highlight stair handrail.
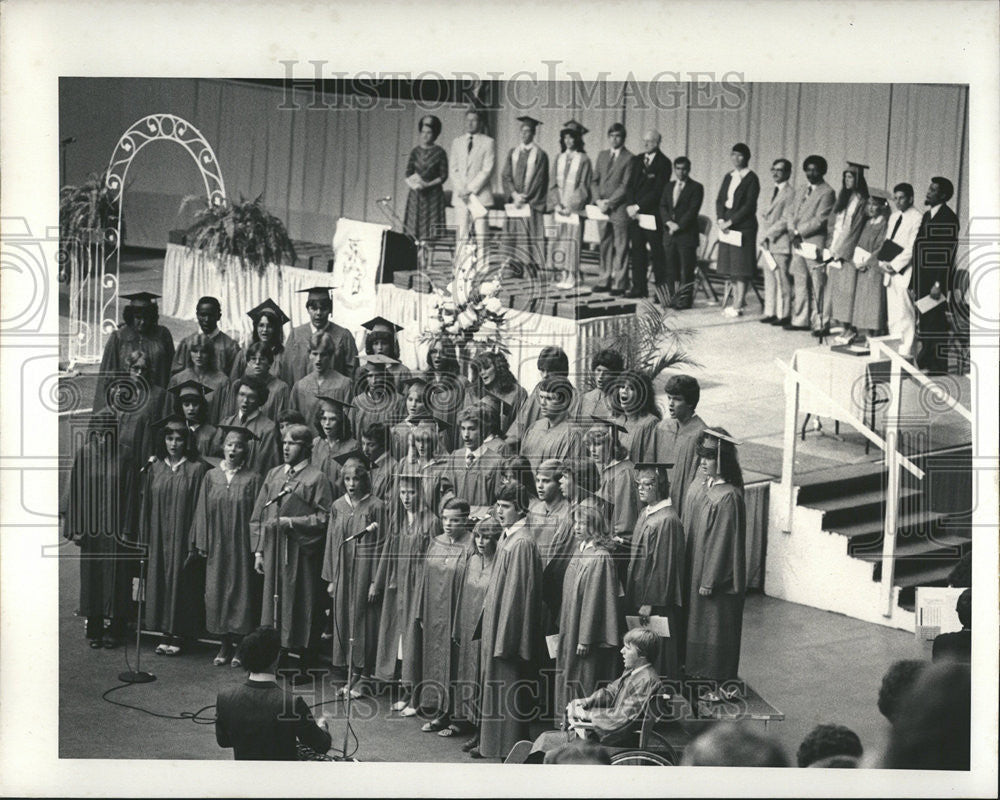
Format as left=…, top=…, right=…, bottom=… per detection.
left=867, top=336, right=972, bottom=422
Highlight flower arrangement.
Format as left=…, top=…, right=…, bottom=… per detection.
left=423, top=276, right=510, bottom=359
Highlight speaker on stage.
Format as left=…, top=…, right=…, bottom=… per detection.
left=380, top=230, right=417, bottom=284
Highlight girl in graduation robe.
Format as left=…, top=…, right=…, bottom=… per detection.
left=452, top=516, right=501, bottom=753
left=323, top=456, right=387, bottom=697
left=547, top=121, right=592, bottom=290
left=410, top=420, right=452, bottom=514
left=140, top=416, right=210, bottom=655
left=626, top=463, right=686, bottom=679
left=168, top=334, right=229, bottom=425
left=229, top=300, right=293, bottom=387
left=423, top=338, right=468, bottom=451
left=684, top=428, right=747, bottom=700
left=612, top=370, right=662, bottom=465
left=170, top=380, right=218, bottom=460
left=390, top=376, right=449, bottom=460
left=309, top=396, right=357, bottom=499
left=586, top=418, right=640, bottom=578
left=554, top=505, right=623, bottom=718
left=213, top=378, right=282, bottom=477
left=373, top=470, right=439, bottom=716
left=416, top=497, right=474, bottom=735
left=850, top=196, right=891, bottom=344
left=192, top=425, right=264, bottom=666
left=826, top=164, right=870, bottom=335
left=465, top=352, right=527, bottom=436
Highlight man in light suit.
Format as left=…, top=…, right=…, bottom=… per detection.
left=591, top=123, right=635, bottom=295
left=501, top=116, right=549, bottom=276
left=878, top=182, right=923, bottom=361
left=658, top=156, right=704, bottom=309
left=624, top=130, right=671, bottom=299
left=450, top=108, right=496, bottom=254
left=758, top=158, right=795, bottom=326
left=785, top=155, right=836, bottom=332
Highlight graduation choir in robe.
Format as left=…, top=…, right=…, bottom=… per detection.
left=289, top=371, right=353, bottom=429
left=555, top=543, right=622, bottom=715
left=452, top=539, right=496, bottom=726
left=94, top=324, right=175, bottom=409
left=189, top=422, right=218, bottom=460
left=322, top=493, right=387, bottom=671
left=192, top=465, right=264, bottom=636
left=618, top=413, right=660, bottom=464
left=685, top=481, right=747, bottom=682
left=417, top=530, right=472, bottom=717
left=626, top=499, right=686, bottom=677
left=442, top=448, right=503, bottom=508
left=309, top=437, right=357, bottom=500
left=212, top=411, right=281, bottom=477
left=350, top=389, right=405, bottom=445
left=228, top=346, right=295, bottom=389
left=477, top=523, right=544, bottom=759
left=170, top=368, right=230, bottom=425
left=653, top=413, right=707, bottom=518
left=283, top=320, right=358, bottom=384
left=597, top=459, right=640, bottom=545
left=139, top=458, right=210, bottom=635
left=251, top=463, right=334, bottom=650
left=520, top=414, right=575, bottom=473
left=224, top=374, right=291, bottom=423
left=369, top=452, right=399, bottom=502
left=172, top=329, right=241, bottom=377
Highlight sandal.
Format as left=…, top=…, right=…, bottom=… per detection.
left=400, top=705, right=418, bottom=717
left=421, top=717, right=448, bottom=733
left=391, top=699, right=409, bottom=712
left=164, top=645, right=182, bottom=656
left=461, top=735, right=479, bottom=752
left=438, top=723, right=462, bottom=738
left=155, top=642, right=170, bottom=655
left=230, top=656, right=242, bottom=669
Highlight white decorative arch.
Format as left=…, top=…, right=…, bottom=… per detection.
left=68, top=114, right=227, bottom=369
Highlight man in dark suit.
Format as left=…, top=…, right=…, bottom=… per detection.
left=624, top=130, right=671, bottom=299
left=932, top=588, right=971, bottom=664
left=659, top=156, right=704, bottom=309
left=216, top=626, right=332, bottom=760
left=912, top=176, right=960, bottom=374
left=591, top=123, right=635, bottom=295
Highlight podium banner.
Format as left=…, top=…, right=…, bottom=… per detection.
left=331, top=217, right=388, bottom=337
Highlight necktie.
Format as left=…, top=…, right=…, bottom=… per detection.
left=466, top=449, right=475, bottom=469
left=807, top=184, right=813, bottom=196
left=772, top=186, right=779, bottom=202
left=646, top=154, right=653, bottom=167
left=610, top=150, right=616, bottom=166
left=467, top=135, right=474, bottom=154
left=515, top=148, right=528, bottom=189
left=890, top=214, right=903, bottom=241
left=673, top=181, right=682, bottom=205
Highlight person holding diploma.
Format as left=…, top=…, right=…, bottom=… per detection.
left=785, top=155, right=836, bottom=332
left=624, top=130, right=671, bottom=301
left=547, top=120, right=592, bottom=290
left=659, top=156, right=704, bottom=310
left=715, top=143, right=760, bottom=318
left=825, top=162, right=870, bottom=342
left=404, top=115, right=448, bottom=243
left=878, top=183, right=923, bottom=362
left=846, top=194, right=892, bottom=344
left=449, top=107, right=495, bottom=255
left=591, top=122, right=635, bottom=295
left=501, top=116, right=549, bottom=276
left=757, top=158, right=795, bottom=326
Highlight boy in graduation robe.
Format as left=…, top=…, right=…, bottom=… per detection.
left=309, top=395, right=357, bottom=499
left=323, top=453, right=387, bottom=697
left=501, top=116, right=549, bottom=275
left=289, top=331, right=353, bottom=427
left=526, top=459, right=571, bottom=569
left=251, top=424, right=335, bottom=684
left=171, top=295, right=241, bottom=377
left=283, top=286, right=359, bottom=384
left=585, top=417, right=640, bottom=573
left=626, top=462, right=686, bottom=679
left=474, top=483, right=544, bottom=760
left=213, top=378, right=282, bottom=476
left=443, top=405, right=503, bottom=509
left=170, top=379, right=218, bottom=460
left=684, top=428, right=747, bottom=700
left=505, top=347, right=577, bottom=450
left=361, top=421, right=398, bottom=502
left=191, top=425, right=264, bottom=666
left=520, top=375, right=577, bottom=473
left=653, top=374, right=707, bottom=520
left=350, top=366, right=404, bottom=444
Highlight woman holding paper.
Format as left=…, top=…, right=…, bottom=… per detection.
left=714, top=143, right=760, bottom=317
left=547, top=120, right=593, bottom=289
left=826, top=163, right=870, bottom=342
left=849, top=195, right=891, bottom=344
left=403, top=115, right=448, bottom=243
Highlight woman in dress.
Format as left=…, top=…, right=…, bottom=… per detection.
left=169, top=334, right=230, bottom=425
left=229, top=299, right=292, bottom=387
left=852, top=195, right=892, bottom=344
left=404, top=114, right=448, bottom=243
left=140, top=415, right=210, bottom=656
left=715, top=143, right=760, bottom=317
left=191, top=425, right=264, bottom=666
left=310, top=395, right=357, bottom=498
left=554, top=504, right=622, bottom=717
left=826, top=163, right=870, bottom=341
left=547, top=120, right=593, bottom=289
left=611, top=369, right=662, bottom=464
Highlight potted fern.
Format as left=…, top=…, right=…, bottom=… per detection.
left=59, top=171, right=121, bottom=281
left=595, top=299, right=699, bottom=386
left=182, top=194, right=296, bottom=275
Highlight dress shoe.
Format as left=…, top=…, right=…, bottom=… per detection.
left=772, top=316, right=791, bottom=326
left=759, top=315, right=777, bottom=324
left=609, top=288, right=624, bottom=296
left=461, top=735, right=480, bottom=752
left=782, top=322, right=810, bottom=331
left=468, top=747, right=484, bottom=759
left=623, top=290, right=647, bottom=299
left=811, top=326, right=830, bottom=338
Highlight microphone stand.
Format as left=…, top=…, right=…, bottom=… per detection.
left=119, top=546, right=155, bottom=684
left=334, top=520, right=372, bottom=762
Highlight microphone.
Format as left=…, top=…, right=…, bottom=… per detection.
left=263, top=486, right=292, bottom=508
left=344, top=521, right=378, bottom=544
left=139, top=456, right=157, bottom=474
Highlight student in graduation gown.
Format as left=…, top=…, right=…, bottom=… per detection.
left=289, top=331, right=353, bottom=428
left=409, top=417, right=453, bottom=514
left=322, top=454, right=387, bottom=696
left=423, top=338, right=468, bottom=451
left=612, top=369, right=662, bottom=464
left=577, top=349, right=623, bottom=421
left=361, top=316, right=412, bottom=391
left=475, top=397, right=513, bottom=458
left=227, top=342, right=291, bottom=423
left=547, top=120, right=592, bottom=290
left=825, top=163, right=870, bottom=339
left=585, top=417, right=640, bottom=571
left=140, top=415, right=210, bottom=655
left=555, top=504, right=623, bottom=719
left=191, top=425, right=264, bottom=666
left=94, top=291, right=175, bottom=409
left=850, top=195, right=891, bottom=345
left=505, top=347, right=576, bottom=450
left=374, top=467, right=439, bottom=716
left=474, top=484, right=544, bottom=760
left=498, top=455, right=537, bottom=508
left=653, top=374, right=708, bottom=520
left=172, top=295, right=241, bottom=378
left=170, top=379, right=218, bottom=460
left=465, top=351, right=527, bottom=436
left=501, top=115, right=549, bottom=275
left=685, top=428, right=747, bottom=699
left=251, top=425, right=335, bottom=684
left=283, top=286, right=358, bottom=384
left=627, top=462, right=686, bottom=679
left=309, top=396, right=356, bottom=499
left=360, top=421, right=398, bottom=502
left=390, top=375, right=448, bottom=460
left=527, top=459, right=572, bottom=573
left=229, top=299, right=293, bottom=387
left=169, top=333, right=231, bottom=425
left=416, top=498, right=474, bottom=736
left=350, top=367, right=404, bottom=447
left=443, top=405, right=504, bottom=509
left=213, top=378, right=281, bottom=477
left=452, top=516, right=501, bottom=753
left=520, top=375, right=577, bottom=473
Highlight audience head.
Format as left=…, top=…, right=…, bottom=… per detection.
left=495, top=482, right=531, bottom=523
left=796, top=724, right=863, bottom=767
left=281, top=423, right=313, bottom=464
left=543, top=740, right=612, bottom=765
left=803, top=155, right=828, bottom=182
left=537, top=345, right=570, bottom=379
left=892, top=182, right=915, bottom=213
left=235, top=626, right=282, bottom=674
left=538, top=375, right=574, bottom=418
left=682, top=723, right=790, bottom=767
left=622, top=626, right=659, bottom=668
left=418, top=114, right=442, bottom=144
left=195, top=296, right=222, bottom=334
left=882, top=662, right=970, bottom=770
left=664, top=374, right=700, bottom=419
left=955, top=587, right=971, bottom=628
left=877, top=659, right=927, bottom=724
left=674, top=155, right=691, bottom=180
left=731, top=142, right=751, bottom=168
left=927, top=176, right=954, bottom=205
left=771, top=158, right=792, bottom=182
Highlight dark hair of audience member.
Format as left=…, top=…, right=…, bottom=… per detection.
left=877, top=660, right=927, bottom=725
left=796, top=723, right=863, bottom=767
left=681, top=722, right=790, bottom=767
left=235, top=626, right=281, bottom=673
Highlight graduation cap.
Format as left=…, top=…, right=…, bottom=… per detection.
left=332, top=448, right=369, bottom=468
left=363, top=353, right=400, bottom=367
left=246, top=298, right=290, bottom=325
left=409, top=413, right=450, bottom=433
left=587, top=415, right=629, bottom=439
left=516, top=116, right=542, bottom=130
left=560, top=119, right=589, bottom=137
left=217, top=424, right=260, bottom=442
left=697, top=428, right=740, bottom=472
left=316, top=395, right=353, bottom=413
left=633, top=461, right=675, bottom=473
left=845, top=161, right=869, bottom=175
left=120, top=291, right=160, bottom=306
left=153, top=413, right=188, bottom=430
left=297, top=286, right=337, bottom=303
left=168, top=379, right=214, bottom=401
left=361, top=316, right=403, bottom=334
